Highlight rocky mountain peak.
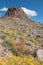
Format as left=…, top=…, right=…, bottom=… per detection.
left=6, top=6, right=28, bottom=19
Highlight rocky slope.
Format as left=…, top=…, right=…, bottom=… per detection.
left=0, top=6, right=43, bottom=65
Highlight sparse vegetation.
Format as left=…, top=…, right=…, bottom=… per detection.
left=0, top=6, right=43, bottom=65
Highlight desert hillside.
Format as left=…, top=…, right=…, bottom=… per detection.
left=0, top=6, right=43, bottom=65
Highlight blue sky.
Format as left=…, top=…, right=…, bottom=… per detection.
left=0, top=0, right=43, bottom=23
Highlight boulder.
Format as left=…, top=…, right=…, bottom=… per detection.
left=37, top=49, right=43, bottom=61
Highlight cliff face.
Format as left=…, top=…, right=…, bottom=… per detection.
left=6, top=6, right=16, bottom=16
left=6, top=6, right=28, bottom=19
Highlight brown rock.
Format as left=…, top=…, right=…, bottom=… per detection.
left=6, top=6, right=28, bottom=19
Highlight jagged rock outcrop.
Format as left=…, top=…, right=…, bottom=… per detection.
left=6, top=6, right=28, bottom=19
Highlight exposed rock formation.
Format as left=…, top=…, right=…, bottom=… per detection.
left=6, top=6, right=28, bottom=19
left=37, top=49, right=43, bottom=61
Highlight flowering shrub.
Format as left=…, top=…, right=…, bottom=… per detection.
left=6, top=29, right=14, bottom=35
left=5, top=36, right=16, bottom=45
left=0, top=57, right=6, bottom=65
left=0, top=55, right=43, bottom=65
